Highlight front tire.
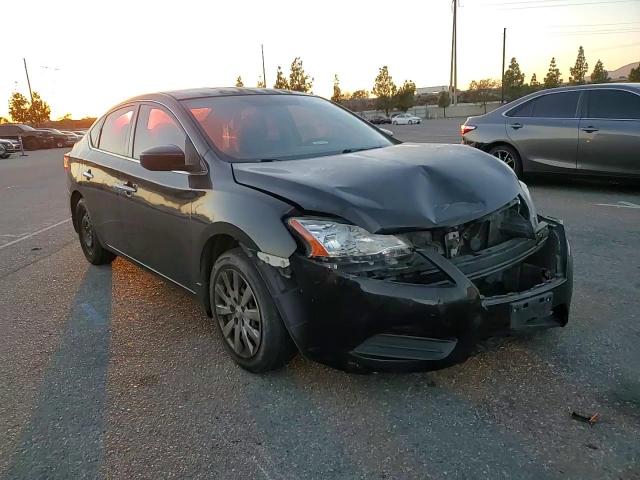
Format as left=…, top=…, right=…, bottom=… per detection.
left=210, top=248, right=296, bottom=373
left=488, top=144, right=523, bottom=178
left=75, top=199, right=116, bottom=265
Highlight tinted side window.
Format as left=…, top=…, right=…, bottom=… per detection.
left=133, top=105, right=187, bottom=159
left=98, top=106, right=135, bottom=156
left=89, top=118, right=103, bottom=147
left=531, top=92, right=580, bottom=118
left=506, top=100, right=534, bottom=117
left=587, top=90, right=640, bottom=119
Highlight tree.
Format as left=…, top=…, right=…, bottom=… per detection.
left=257, top=76, right=266, bottom=88
left=590, top=60, right=609, bottom=83
left=544, top=57, right=562, bottom=88
left=0, top=116, right=8, bottom=124
left=331, top=74, right=343, bottom=103
left=530, top=73, right=540, bottom=88
left=8, top=92, right=30, bottom=123
left=395, top=80, right=416, bottom=112
left=351, top=89, right=369, bottom=100
left=273, top=66, right=289, bottom=90
left=437, top=91, right=450, bottom=118
left=629, top=62, right=640, bottom=82
left=235, top=76, right=244, bottom=87
left=28, top=92, right=51, bottom=126
left=288, top=57, right=313, bottom=93
left=569, top=46, right=588, bottom=85
left=372, top=66, right=397, bottom=116
left=468, top=79, right=500, bottom=113
left=503, top=57, right=525, bottom=100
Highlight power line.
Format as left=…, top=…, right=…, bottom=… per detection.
left=482, top=0, right=639, bottom=9
left=546, top=21, right=640, bottom=27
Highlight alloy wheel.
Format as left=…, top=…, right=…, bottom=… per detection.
left=492, top=149, right=516, bottom=170
left=214, top=268, right=262, bottom=358
left=80, top=212, right=95, bottom=255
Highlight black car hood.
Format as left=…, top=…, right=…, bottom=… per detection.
left=232, top=143, right=521, bottom=233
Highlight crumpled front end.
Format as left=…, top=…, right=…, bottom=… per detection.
left=258, top=198, right=572, bottom=372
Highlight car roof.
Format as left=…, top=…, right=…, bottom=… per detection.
left=533, top=82, right=640, bottom=94
left=126, top=87, right=310, bottom=103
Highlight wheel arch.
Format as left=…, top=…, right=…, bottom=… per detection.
left=482, top=140, right=522, bottom=160
left=70, top=190, right=83, bottom=233
left=198, top=223, right=260, bottom=317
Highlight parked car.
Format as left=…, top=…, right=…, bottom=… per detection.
left=66, top=88, right=572, bottom=373
left=38, top=128, right=75, bottom=147
left=0, top=138, right=17, bottom=158
left=73, top=130, right=87, bottom=137
left=392, top=113, right=422, bottom=125
left=0, top=124, right=51, bottom=150
left=461, top=83, right=640, bottom=179
left=369, top=115, right=391, bottom=124
left=61, top=130, right=83, bottom=143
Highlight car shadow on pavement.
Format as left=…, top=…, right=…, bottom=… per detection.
left=6, top=265, right=112, bottom=480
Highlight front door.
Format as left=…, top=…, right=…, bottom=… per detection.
left=506, top=90, right=582, bottom=173
left=577, top=88, right=640, bottom=176
left=117, top=103, right=202, bottom=290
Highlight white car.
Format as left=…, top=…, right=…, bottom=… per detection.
left=391, top=113, right=421, bottom=125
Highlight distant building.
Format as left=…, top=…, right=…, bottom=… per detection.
left=416, top=85, right=449, bottom=96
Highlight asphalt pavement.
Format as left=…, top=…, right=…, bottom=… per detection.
left=0, top=128, right=639, bottom=480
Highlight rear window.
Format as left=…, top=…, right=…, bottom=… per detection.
left=98, top=106, right=135, bottom=156
left=587, top=89, right=640, bottom=119
left=531, top=91, right=580, bottom=119
left=506, top=100, right=534, bottom=117
left=182, top=94, right=392, bottom=162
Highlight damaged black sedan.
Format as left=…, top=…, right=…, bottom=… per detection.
left=65, top=88, right=572, bottom=373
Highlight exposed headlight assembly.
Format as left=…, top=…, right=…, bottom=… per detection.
left=288, top=218, right=411, bottom=263
left=519, top=181, right=538, bottom=228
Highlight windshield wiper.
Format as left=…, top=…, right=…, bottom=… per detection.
left=341, top=146, right=382, bottom=154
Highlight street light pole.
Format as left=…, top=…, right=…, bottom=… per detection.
left=501, top=28, right=506, bottom=104
left=261, top=44, right=267, bottom=87
left=23, top=58, right=33, bottom=103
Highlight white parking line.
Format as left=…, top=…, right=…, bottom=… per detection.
left=595, top=201, right=640, bottom=210
left=0, top=218, right=72, bottom=250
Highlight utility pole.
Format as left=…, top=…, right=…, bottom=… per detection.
left=23, top=58, right=33, bottom=103
left=449, top=0, right=458, bottom=105
left=261, top=44, right=267, bottom=88
left=501, top=28, right=506, bottom=103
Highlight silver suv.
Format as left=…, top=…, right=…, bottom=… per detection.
left=461, top=83, right=640, bottom=179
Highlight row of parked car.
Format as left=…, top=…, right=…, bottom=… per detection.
left=0, top=123, right=85, bottom=157
left=366, top=113, right=422, bottom=125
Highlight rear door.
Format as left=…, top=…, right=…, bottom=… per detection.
left=506, top=90, right=582, bottom=173
left=116, top=103, right=202, bottom=290
left=577, top=88, right=640, bottom=176
left=80, top=105, right=136, bottom=253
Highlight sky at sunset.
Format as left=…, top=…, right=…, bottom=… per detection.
left=1, top=0, right=639, bottom=119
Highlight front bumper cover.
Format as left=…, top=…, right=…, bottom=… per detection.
left=259, top=215, right=572, bottom=372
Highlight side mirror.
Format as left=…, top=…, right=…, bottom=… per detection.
left=139, top=145, right=189, bottom=171
left=380, top=128, right=394, bottom=137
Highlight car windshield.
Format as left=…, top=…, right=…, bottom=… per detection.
left=182, top=94, right=393, bottom=162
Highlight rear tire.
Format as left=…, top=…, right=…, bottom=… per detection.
left=75, top=199, right=116, bottom=265
left=488, top=144, right=523, bottom=178
left=210, top=248, right=296, bottom=373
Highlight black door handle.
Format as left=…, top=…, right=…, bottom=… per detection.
left=509, top=123, right=523, bottom=130
left=581, top=126, right=599, bottom=133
